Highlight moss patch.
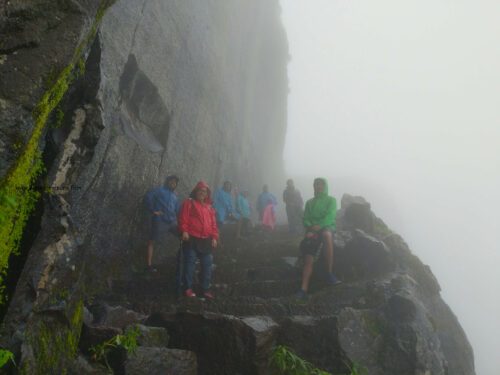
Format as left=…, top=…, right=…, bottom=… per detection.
left=24, top=300, right=84, bottom=375
left=0, top=0, right=115, bottom=305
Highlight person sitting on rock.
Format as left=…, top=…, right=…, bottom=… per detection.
left=256, top=184, right=277, bottom=224
left=296, top=177, right=340, bottom=298
left=178, top=181, right=219, bottom=298
left=236, top=190, right=252, bottom=239
left=283, top=178, right=304, bottom=233
left=212, top=180, right=241, bottom=227
left=143, top=175, right=180, bottom=272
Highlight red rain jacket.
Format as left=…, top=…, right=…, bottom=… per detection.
left=178, top=181, right=219, bottom=240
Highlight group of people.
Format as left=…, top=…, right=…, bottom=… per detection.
left=143, top=176, right=340, bottom=298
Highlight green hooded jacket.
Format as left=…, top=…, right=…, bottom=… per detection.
left=303, top=178, right=337, bottom=230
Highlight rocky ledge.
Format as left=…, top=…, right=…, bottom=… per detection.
left=34, top=194, right=473, bottom=375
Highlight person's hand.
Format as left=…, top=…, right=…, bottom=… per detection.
left=212, top=238, right=218, bottom=248
left=154, top=211, right=164, bottom=216
left=182, top=232, right=189, bottom=241
left=229, top=213, right=235, bottom=218
left=311, top=225, right=321, bottom=232
left=306, top=231, right=315, bottom=239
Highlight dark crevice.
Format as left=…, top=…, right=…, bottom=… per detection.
left=118, top=54, right=171, bottom=152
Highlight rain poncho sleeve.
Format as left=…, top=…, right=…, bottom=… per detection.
left=212, top=188, right=239, bottom=222
left=262, top=203, right=276, bottom=230
left=143, top=187, right=180, bottom=224
left=237, top=195, right=251, bottom=220
left=144, top=189, right=156, bottom=213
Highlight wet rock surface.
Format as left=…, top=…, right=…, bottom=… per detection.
left=124, top=347, right=197, bottom=375
left=84, top=206, right=474, bottom=375
left=2, top=193, right=476, bottom=374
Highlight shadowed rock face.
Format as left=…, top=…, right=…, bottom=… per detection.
left=119, top=54, right=170, bottom=153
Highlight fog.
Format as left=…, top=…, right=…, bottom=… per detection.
left=280, top=1, right=500, bottom=374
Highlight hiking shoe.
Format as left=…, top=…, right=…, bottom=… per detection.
left=185, top=289, right=196, bottom=297
left=295, top=289, right=307, bottom=298
left=144, top=265, right=157, bottom=273
left=203, top=292, right=214, bottom=298
left=327, top=273, right=342, bottom=285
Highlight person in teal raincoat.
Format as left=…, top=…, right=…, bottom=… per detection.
left=212, top=180, right=240, bottom=225
left=236, top=190, right=252, bottom=239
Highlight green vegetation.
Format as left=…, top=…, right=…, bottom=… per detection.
left=44, top=67, right=60, bottom=89
left=0, top=0, right=115, bottom=305
left=373, top=218, right=392, bottom=237
left=90, top=326, right=140, bottom=373
left=0, top=348, right=15, bottom=368
left=77, top=58, right=86, bottom=78
left=269, top=345, right=368, bottom=375
left=24, top=300, right=83, bottom=375
left=342, top=362, right=368, bottom=375
left=270, top=345, right=331, bottom=375
left=51, top=106, right=65, bottom=129
left=363, top=314, right=386, bottom=338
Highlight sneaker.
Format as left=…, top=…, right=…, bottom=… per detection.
left=203, top=292, right=214, bottom=298
left=327, top=273, right=342, bottom=285
left=144, top=265, right=157, bottom=273
left=295, top=289, right=307, bottom=298
left=185, top=289, right=196, bottom=297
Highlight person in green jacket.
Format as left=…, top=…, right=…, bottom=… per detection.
left=296, top=177, right=340, bottom=297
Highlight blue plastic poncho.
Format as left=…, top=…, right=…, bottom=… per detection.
left=143, top=175, right=180, bottom=224
left=237, top=193, right=251, bottom=220
left=212, top=181, right=240, bottom=223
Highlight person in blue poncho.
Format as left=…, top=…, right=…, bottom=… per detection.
left=236, top=190, right=252, bottom=239
left=256, top=184, right=277, bottom=222
left=212, top=180, right=240, bottom=226
left=143, top=175, right=180, bottom=272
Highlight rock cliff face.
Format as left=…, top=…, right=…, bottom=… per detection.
left=0, top=1, right=475, bottom=374
left=1, top=0, right=287, bottom=372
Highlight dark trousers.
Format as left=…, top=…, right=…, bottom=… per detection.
left=286, top=205, right=303, bottom=232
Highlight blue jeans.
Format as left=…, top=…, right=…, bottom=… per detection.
left=184, top=249, right=213, bottom=292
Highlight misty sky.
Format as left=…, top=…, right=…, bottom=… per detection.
left=280, top=1, right=500, bottom=374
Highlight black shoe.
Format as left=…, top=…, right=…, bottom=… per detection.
left=327, top=273, right=341, bottom=285
left=144, top=265, right=158, bottom=273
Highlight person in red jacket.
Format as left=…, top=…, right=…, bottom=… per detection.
left=178, top=181, right=219, bottom=298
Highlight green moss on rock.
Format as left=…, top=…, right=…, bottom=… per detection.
left=24, top=300, right=84, bottom=375
left=0, top=0, right=115, bottom=305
